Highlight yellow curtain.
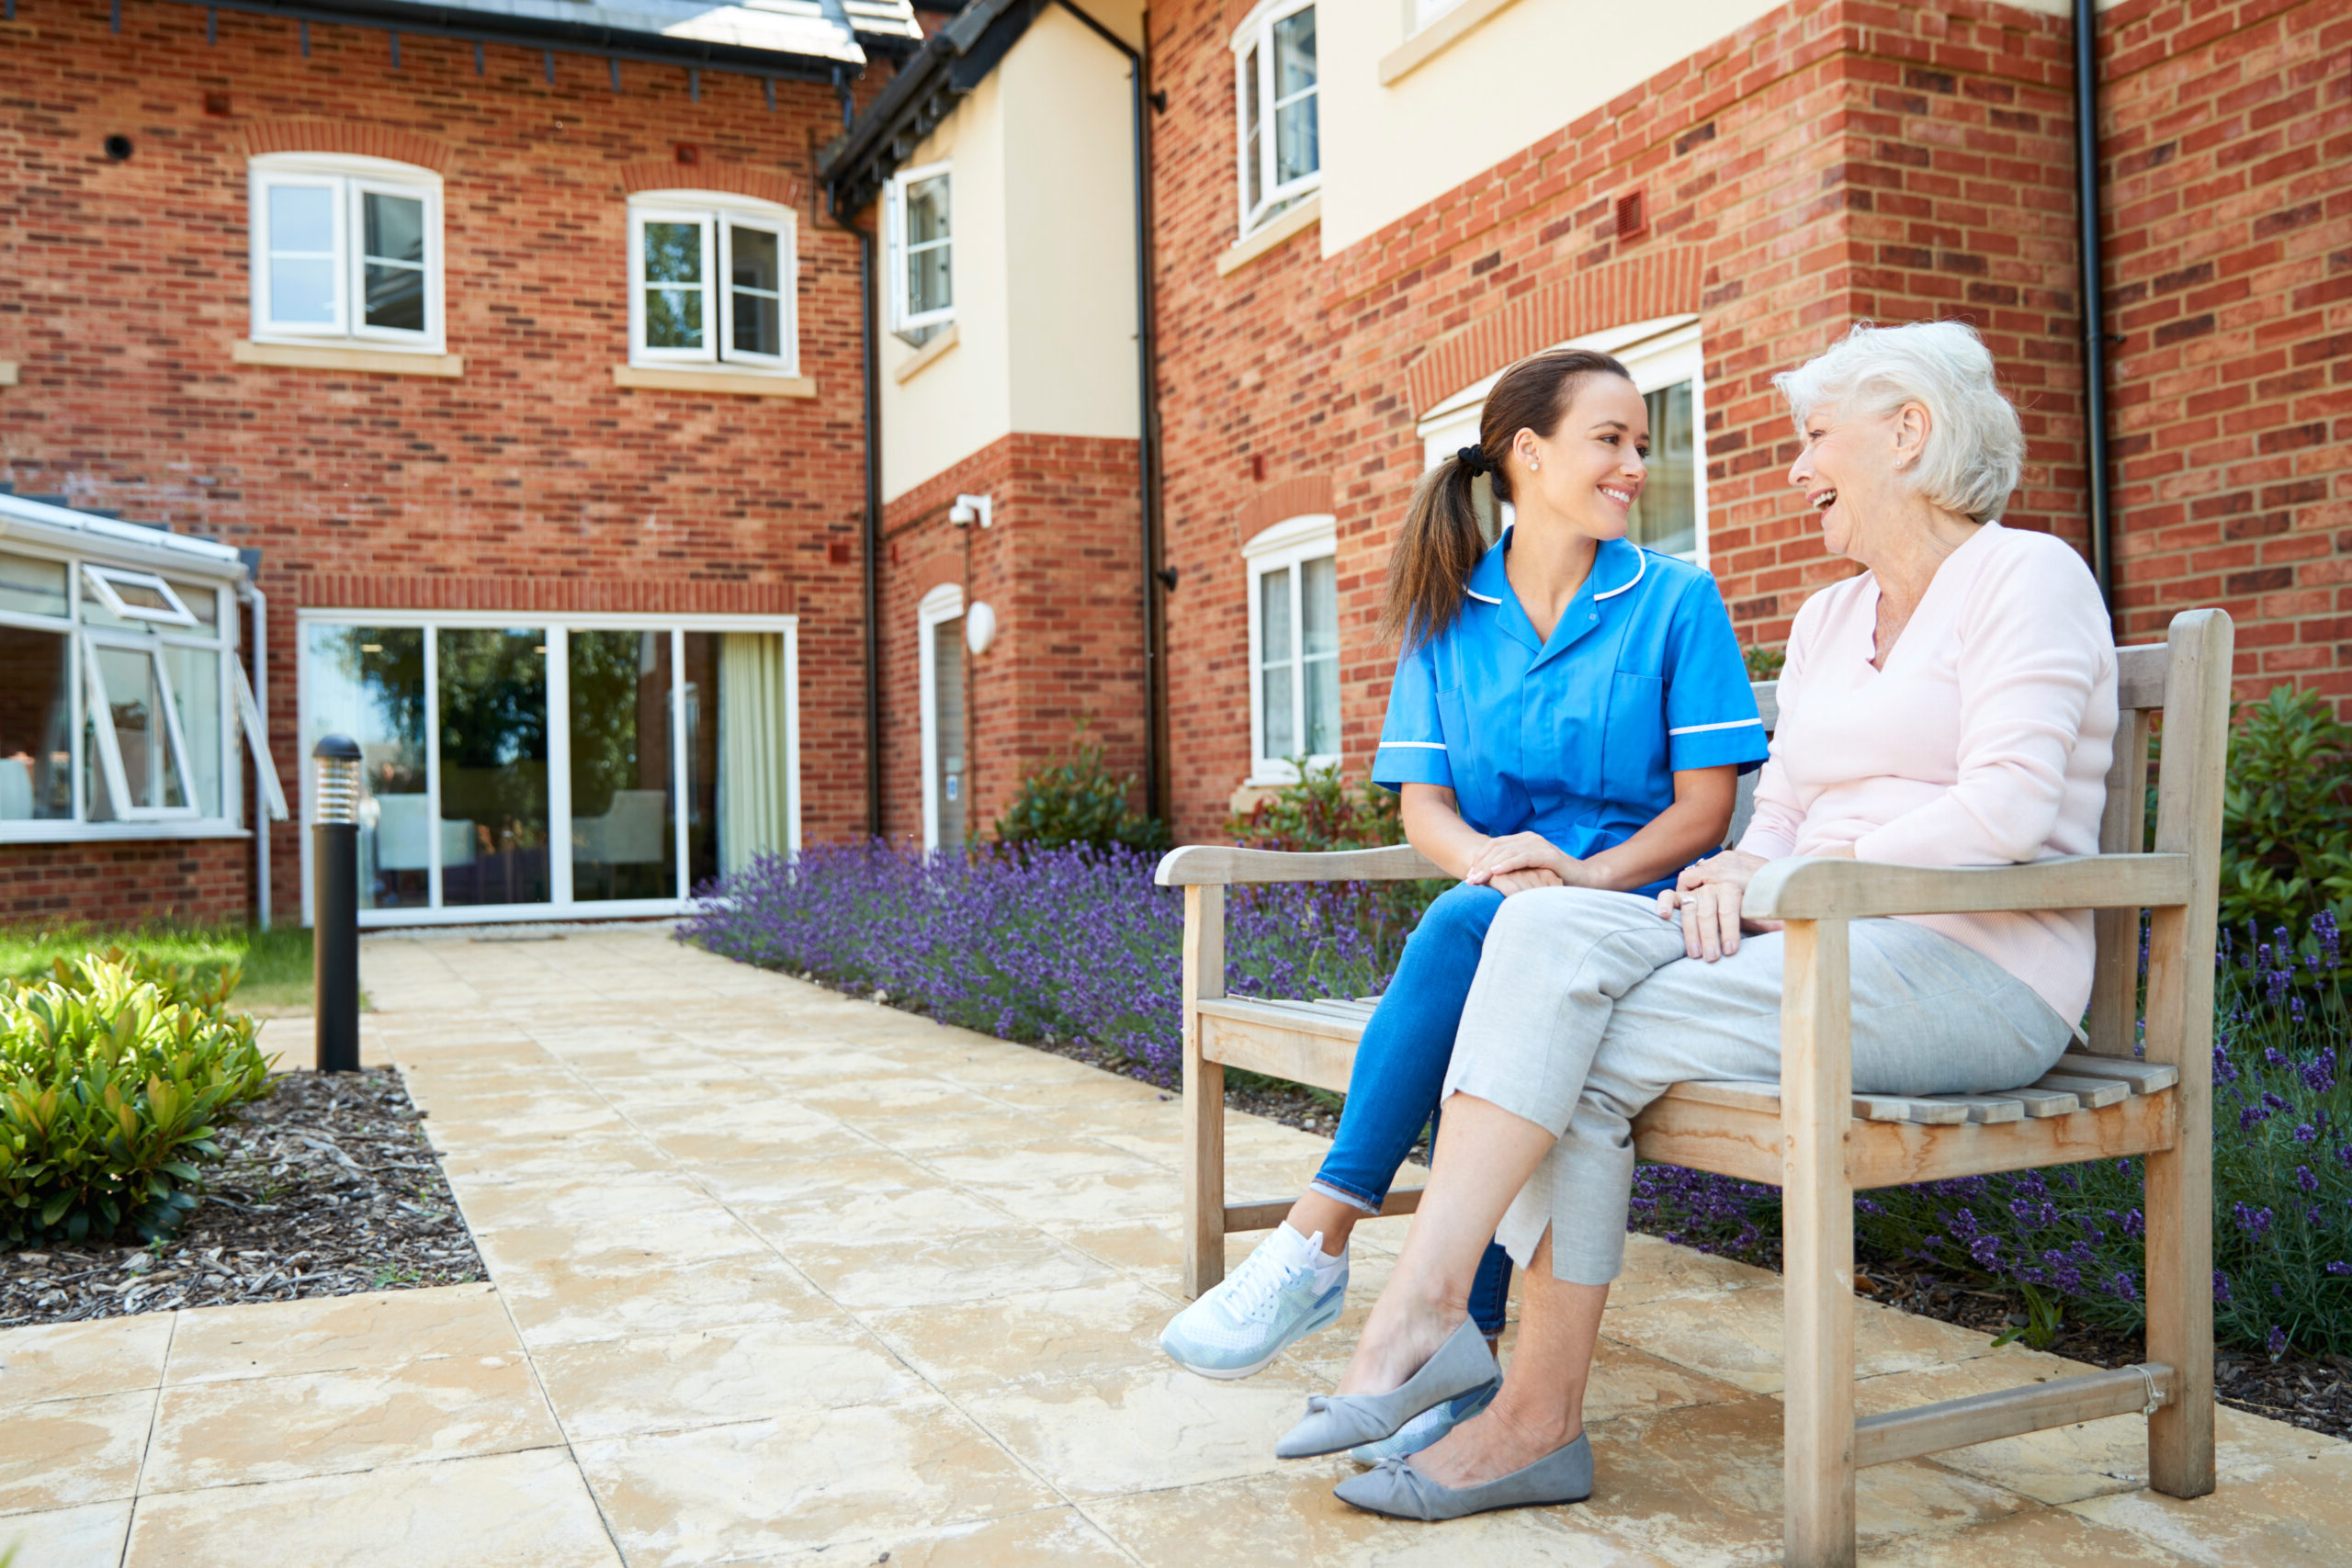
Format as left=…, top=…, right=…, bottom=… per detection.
left=718, top=633, right=791, bottom=874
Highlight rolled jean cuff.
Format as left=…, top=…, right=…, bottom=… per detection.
left=1306, top=1177, right=1382, bottom=1216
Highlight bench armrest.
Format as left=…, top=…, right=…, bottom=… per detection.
left=1745, top=852, right=2191, bottom=921
left=1155, top=842, right=1447, bottom=887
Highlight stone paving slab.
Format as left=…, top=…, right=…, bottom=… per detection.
left=2, top=923, right=2346, bottom=1566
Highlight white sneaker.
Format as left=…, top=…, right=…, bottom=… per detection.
left=1159, top=1224, right=1347, bottom=1379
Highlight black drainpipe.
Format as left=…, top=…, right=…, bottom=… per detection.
left=1052, top=0, right=1164, bottom=821
left=856, top=222, right=884, bottom=836
left=825, top=73, right=886, bottom=839
left=2075, top=0, right=2115, bottom=619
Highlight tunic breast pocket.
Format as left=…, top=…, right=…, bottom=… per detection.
left=1436, top=688, right=1510, bottom=831
left=1599, top=671, right=1668, bottom=807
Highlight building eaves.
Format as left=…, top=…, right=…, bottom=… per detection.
left=819, top=0, right=1035, bottom=214
left=164, top=0, right=912, bottom=77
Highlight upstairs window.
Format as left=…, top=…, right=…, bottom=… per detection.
left=248, top=153, right=443, bottom=351
left=627, top=191, right=798, bottom=374
left=886, top=164, right=954, bottom=346
left=1234, top=0, right=1319, bottom=234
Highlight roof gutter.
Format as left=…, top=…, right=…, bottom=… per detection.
left=2075, top=0, right=2116, bottom=620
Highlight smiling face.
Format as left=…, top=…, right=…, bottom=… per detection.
left=1787, top=397, right=1931, bottom=561
left=1508, top=373, right=1650, bottom=543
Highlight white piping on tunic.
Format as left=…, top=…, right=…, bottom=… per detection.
left=1377, top=739, right=1447, bottom=750
left=1464, top=589, right=1501, bottom=604
left=1667, top=717, right=1764, bottom=736
left=1591, top=546, right=1648, bottom=601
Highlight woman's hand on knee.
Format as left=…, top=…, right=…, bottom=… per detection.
left=1656, top=851, right=1770, bottom=960
left=1488, top=867, right=1567, bottom=896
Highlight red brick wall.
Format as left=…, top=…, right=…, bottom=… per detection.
left=0, top=1, right=874, bottom=918
left=0, top=840, right=247, bottom=928
left=1148, top=0, right=2094, bottom=841
left=2097, top=0, right=2352, bottom=704
left=878, top=432, right=1145, bottom=841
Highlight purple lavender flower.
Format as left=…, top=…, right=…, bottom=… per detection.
left=2215, top=1270, right=2233, bottom=1304
left=2267, top=1325, right=2289, bottom=1357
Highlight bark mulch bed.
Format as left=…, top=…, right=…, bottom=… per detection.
left=0, top=1066, right=484, bottom=1330
left=1006, top=1023, right=2352, bottom=1445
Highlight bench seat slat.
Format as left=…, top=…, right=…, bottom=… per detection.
left=2053, top=1053, right=2178, bottom=1093
left=2029, top=1072, right=2132, bottom=1109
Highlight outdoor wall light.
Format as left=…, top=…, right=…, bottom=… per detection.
left=965, top=600, right=998, bottom=657
left=948, top=492, right=992, bottom=529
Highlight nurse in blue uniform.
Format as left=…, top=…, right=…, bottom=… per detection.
left=1161, top=347, right=1768, bottom=1456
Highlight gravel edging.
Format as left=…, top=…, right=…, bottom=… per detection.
left=0, top=1066, right=484, bottom=1329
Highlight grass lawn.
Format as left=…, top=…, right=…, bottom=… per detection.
left=0, top=923, right=322, bottom=1011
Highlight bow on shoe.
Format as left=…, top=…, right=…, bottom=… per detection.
left=1369, top=1457, right=1442, bottom=1519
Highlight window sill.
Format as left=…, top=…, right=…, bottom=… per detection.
left=234, top=340, right=462, bottom=378
left=891, top=322, right=960, bottom=385
left=0, top=822, right=253, bottom=846
left=1379, top=0, right=1522, bottom=85
left=612, top=365, right=817, bottom=399
left=1217, top=195, right=1321, bottom=278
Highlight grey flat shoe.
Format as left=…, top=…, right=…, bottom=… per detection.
left=1332, top=1431, right=1593, bottom=1520
left=1274, top=1317, right=1496, bottom=1460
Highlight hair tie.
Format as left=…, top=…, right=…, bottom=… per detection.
left=1454, top=445, right=1491, bottom=478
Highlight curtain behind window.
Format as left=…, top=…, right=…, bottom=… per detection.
left=718, top=632, right=791, bottom=874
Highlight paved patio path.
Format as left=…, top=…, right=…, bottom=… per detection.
left=3, top=924, right=2346, bottom=1566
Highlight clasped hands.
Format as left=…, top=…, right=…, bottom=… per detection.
left=1459, top=831, right=1584, bottom=897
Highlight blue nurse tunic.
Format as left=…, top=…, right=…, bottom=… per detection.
left=1372, top=530, right=1768, bottom=898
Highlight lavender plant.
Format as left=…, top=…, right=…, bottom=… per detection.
left=678, top=841, right=1427, bottom=1084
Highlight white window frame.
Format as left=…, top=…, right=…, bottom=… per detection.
left=293, top=608, right=803, bottom=927
left=1415, top=314, right=1710, bottom=567
left=1233, top=0, right=1321, bottom=236
left=917, top=581, right=964, bottom=852
left=248, top=153, right=445, bottom=353
left=81, top=565, right=199, bottom=627
left=1242, top=513, right=1339, bottom=785
left=884, top=162, right=955, bottom=338
left=627, top=191, right=800, bottom=376
left=81, top=631, right=203, bottom=822
left=0, top=539, right=245, bottom=843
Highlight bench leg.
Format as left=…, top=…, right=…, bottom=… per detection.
left=1183, top=1053, right=1226, bottom=1298
left=1781, top=919, right=1857, bottom=1568
left=2145, top=1117, right=2215, bottom=1495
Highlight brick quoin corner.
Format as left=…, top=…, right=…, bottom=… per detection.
left=1146, top=0, right=2351, bottom=842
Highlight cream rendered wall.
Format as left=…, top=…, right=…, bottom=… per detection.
left=877, top=1, right=1143, bottom=503
left=879, top=76, right=1012, bottom=504
left=1002, top=0, right=1143, bottom=442
left=1317, top=0, right=1785, bottom=254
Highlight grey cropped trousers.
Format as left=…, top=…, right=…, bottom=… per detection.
left=1439, top=886, right=2074, bottom=1286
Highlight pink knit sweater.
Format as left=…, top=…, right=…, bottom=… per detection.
left=1738, top=522, right=2119, bottom=1021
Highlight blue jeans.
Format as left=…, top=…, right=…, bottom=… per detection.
left=1309, top=882, right=1515, bottom=1335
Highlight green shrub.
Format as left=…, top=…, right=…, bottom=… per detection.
left=0, top=953, right=277, bottom=1246
left=1744, top=643, right=1786, bottom=681
left=993, top=728, right=1170, bottom=853
left=1227, top=756, right=1404, bottom=852
left=2216, top=686, right=2352, bottom=935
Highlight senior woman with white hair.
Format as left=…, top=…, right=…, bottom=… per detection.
left=1272, top=320, right=2120, bottom=1520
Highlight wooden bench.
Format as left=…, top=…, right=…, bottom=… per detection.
left=1155, top=607, right=2228, bottom=1567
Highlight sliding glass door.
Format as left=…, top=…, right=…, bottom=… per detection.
left=299, top=614, right=797, bottom=925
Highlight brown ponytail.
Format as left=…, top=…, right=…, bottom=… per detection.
left=1378, top=347, right=1635, bottom=648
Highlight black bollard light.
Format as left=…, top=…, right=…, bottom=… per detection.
left=311, top=734, right=363, bottom=1073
